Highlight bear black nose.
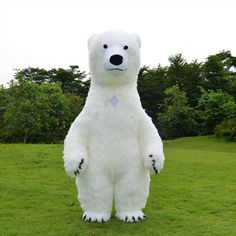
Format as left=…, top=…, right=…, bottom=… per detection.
left=110, top=54, right=123, bottom=66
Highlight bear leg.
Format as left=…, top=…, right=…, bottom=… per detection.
left=76, top=174, right=113, bottom=223
left=114, top=170, right=150, bottom=223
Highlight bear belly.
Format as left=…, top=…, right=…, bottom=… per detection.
left=88, top=113, right=142, bottom=176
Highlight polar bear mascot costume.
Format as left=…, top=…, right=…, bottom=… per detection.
left=63, top=30, right=165, bottom=223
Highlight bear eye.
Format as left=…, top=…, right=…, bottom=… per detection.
left=123, top=45, right=128, bottom=50
left=103, top=44, right=108, bottom=49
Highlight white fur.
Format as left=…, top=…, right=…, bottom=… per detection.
left=63, top=30, right=165, bottom=223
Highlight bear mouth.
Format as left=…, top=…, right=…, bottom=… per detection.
left=107, top=68, right=127, bottom=71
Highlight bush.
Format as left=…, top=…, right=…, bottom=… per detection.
left=157, top=85, right=198, bottom=139
left=197, top=89, right=236, bottom=134
left=63, top=93, right=84, bottom=131
left=215, top=118, right=236, bottom=141
left=0, top=81, right=68, bottom=143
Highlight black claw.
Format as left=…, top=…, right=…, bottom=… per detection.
left=132, top=216, right=135, bottom=222
left=125, top=216, right=128, bottom=222
left=78, top=158, right=84, bottom=169
left=143, top=215, right=146, bottom=219
left=102, top=218, right=105, bottom=223
left=88, top=217, right=91, bottom=222
left=152, top=159, right=156, bottom=163
left=74, top=171, right=77, bottom=175
left=149, top=154, right=153, bottom=158
left=153, top=166, right=158, bottom=174
left=83, top=214, right=87, bottom=220
left=138, top=216, right=141, bottom=221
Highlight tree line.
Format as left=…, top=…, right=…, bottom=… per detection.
left=0, top=51, right=235, bottom=143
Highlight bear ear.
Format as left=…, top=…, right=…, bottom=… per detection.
left=133, top=33, right=141, bottom=48
left=87, top=34, right=97, bottom=50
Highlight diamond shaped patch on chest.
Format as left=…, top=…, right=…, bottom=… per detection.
left=109, top=95, right=120, bottom=108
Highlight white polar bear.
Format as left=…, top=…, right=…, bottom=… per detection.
left=63, top=30, right=165, bottom=223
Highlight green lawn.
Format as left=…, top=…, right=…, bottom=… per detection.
left=0, top=136, right=236, bottom=236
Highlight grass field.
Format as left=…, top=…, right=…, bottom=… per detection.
left=0, top=136, right=236, bottom=236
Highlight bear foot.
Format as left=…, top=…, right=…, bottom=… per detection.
left=82, top=212, right=110, bottom=223
left=116, top=211, right=146, bottom=223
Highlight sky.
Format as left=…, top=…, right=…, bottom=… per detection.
left=0, top=0, right=236, bottom=85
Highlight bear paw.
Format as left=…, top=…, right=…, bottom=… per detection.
left=116, top=211, right=146, bottom=223
left=64, top=157, right=87, bottom=178
left=144, top=152, right=164, bottom=174
left=82, top=212, right=110, bottom=223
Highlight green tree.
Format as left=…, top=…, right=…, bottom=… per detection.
left=167, top=54, right=203, bottom=106
left=63, top=93, right=84, bottom=131
left=1, top=80, right=68, bottom=143
left=157, top=85, right=198, bottom=139
left=197, top=89, right=236, bottom=134
left=0, top=86, right=11, bottom=134
left=14, top=65, right=90, bottom=99
left=201, top=51, right=236, bottom=100
left=138, top=65, right=168, bottom=125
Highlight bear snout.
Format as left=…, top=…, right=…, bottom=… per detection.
left=110, top=54, right=123, bottom=66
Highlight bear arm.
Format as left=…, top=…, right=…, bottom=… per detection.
left=139, top=117, right=165, bottom=174
left=139, top=117, right=163, bottom=152
left=63, top=119, right=89, bottom=177
left=64, top=119, right=89, bottom=159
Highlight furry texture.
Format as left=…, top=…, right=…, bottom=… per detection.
left=63, top=30, right=165, bottom=223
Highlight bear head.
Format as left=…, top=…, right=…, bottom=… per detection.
left=88, top=30, right=141, bottom=86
